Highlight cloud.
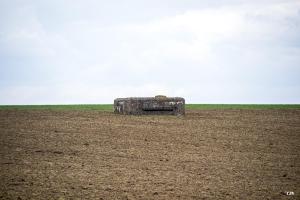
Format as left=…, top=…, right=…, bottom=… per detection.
left=0, top=0, right=300, bottom=104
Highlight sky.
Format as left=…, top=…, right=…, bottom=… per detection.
left=0, top=0, right=300, bottom=104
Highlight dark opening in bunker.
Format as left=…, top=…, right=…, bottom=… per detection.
left=142, top=107, right=174, bottom=111
left=142, top=102, right=174, bottom=112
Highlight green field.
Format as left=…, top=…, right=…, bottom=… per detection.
left=186, top=104, right=300, bottom=110
left=0, top=104, right=113, bottom=111
left=0, top=104, right=299, bottom=111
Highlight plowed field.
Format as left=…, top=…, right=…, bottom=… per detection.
left=1, top=109, right=299, bottom=199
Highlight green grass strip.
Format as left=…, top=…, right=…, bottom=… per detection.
left=0, top=104, right=299, bottom=111
left=0, top=104, right=113, bottom=111
left=186, top=104, right=300, bottom=110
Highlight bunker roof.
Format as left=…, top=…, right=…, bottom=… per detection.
left=115, top=96, right=185, bottom=101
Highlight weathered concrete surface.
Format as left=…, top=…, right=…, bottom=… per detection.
left=114, top=95, right=185, bottom=115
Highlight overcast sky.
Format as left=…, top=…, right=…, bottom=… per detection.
left=0, top=0, right=299, bottom=104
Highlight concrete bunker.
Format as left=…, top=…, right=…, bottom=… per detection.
left=114, top=95, right=185, bottom=115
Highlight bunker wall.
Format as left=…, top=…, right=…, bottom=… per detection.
left=114, top=97, right=185, bottom=115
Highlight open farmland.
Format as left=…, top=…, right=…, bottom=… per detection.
left=0, top=106, right=300, bottom=199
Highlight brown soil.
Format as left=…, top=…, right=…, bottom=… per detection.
left=0, top=109, right=299, bottom=200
